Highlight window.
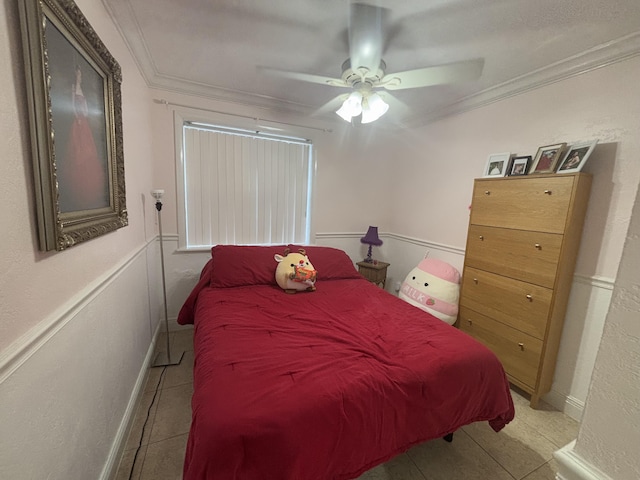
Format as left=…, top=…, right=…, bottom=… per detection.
left=178, top=120, right=313, bottom=249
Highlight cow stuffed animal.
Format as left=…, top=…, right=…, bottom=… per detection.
left=274, top=248, right=317, bottom=293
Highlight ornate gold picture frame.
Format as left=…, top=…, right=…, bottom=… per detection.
left=18, top=0, right=127, bottom=251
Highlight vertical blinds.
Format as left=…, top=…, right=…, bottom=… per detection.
left=182, top=124, right=312, bottom=247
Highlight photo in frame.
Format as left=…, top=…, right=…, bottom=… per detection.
left=483, top=152, right=511, bottom=178
left=529, top=143, right=567, bottom=174
left=18, top=0, right=127, bottom=251
left=556, top=140, right=598, bottom=174
left=509, top=156, right=531, bottom=176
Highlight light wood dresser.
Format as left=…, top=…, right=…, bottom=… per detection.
left=458, top=173, right=592, bottom=407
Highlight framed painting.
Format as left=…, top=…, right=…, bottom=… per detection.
left=509, top=156, right=531, bottom=176
left=529, top=143, right=566, bottom=174
left=483, top=152, right=511, bottom=178
left=556, top=140, right=598, bottom=174
left=18, top=0, right=127, bottom=251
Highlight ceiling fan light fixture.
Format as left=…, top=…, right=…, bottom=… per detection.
left=361, top=93, right=389, bottom=124
left=336, top=91, right=364, bottom=122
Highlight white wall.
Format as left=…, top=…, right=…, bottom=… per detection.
left=0, top=0, right=160, bottom=477
left=382, top=56, right=640, bottom=418
left=388, top=57, right=640, bottom=281
left=572, top=172, right=640, bottom=479
left=555, top=171, right=640, bottom=480
left=147, top=89, right=399, bottom=236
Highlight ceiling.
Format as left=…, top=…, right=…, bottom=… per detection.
left=102, top=0, right=640, bottom=127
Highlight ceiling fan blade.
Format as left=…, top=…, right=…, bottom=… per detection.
left=382, top=58, right=485, bottom=90
left=377, top=91, right=410, bottom=119
left=258, top=66, right=348, bottom=87
left=312, top=94, right=350, bottom=117
left=348, top=3, right=388, bottom=73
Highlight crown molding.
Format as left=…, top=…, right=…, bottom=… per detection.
left=405, top=31, right=640, bottom=127
left=102, top=0, right=317, bottom=115
left=104, top=0, right=640, bottom=127
left=145, top=30, right=640, bottom=127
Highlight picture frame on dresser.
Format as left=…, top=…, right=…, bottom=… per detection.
left=483, top=152, right=511, bottom=177
left=18, top=0, right=127, bottom=252
left=529, top=143, right=566, bottom=174
left=556, top=140, right=598, bottom=174
left=509, top=156, right=531, bottom=176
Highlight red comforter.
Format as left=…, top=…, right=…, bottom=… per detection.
left=178, top=275, right=514, bottom=480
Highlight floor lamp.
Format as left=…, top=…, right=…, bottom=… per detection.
left=151, top=189, right=184, bottom=367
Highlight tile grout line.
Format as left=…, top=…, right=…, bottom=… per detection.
left=405, top=450, right=430, bottom=480
left=460, top=428, right=519, bottom=480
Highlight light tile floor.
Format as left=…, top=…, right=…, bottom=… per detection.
left=115, top=329, right=579, bottom=480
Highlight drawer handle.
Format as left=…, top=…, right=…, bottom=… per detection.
left=544, top=190, right=552, bottom=195
left=473, top=278, right=478, bottom=284
left=484, top=190, right=490, bottom=195
left=467, top=319, right=473, bottom=326
left=526, top=294, right=533, bottom=301
left=479, top=235, right=484, bottom=240
left=518, top=343, right=525, bottom=351
left=535, top=243, right=541, bottom=249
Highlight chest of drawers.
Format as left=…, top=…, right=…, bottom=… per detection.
left=458, top=173, right=591, bottom=407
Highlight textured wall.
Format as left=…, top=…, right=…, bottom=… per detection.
left=0, top=251, right=156, bottom=479
left=148, top=88, right=399, bottom=237
left=0, top=0, right=156, bottom=353
left=574, top=179, right=640, bottom=479
left=387, top=56, right=640, bottom=281
left=0, top=0, right=159, bottom=477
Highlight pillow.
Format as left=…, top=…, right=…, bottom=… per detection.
left=209, top=245, right=288, bottom=288
left=288, top=245, right=360, bottom=280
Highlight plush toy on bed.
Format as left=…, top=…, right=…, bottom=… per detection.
left=274, top=248, right=317, bottom=294
left=398, top=258, right=461, bottom=325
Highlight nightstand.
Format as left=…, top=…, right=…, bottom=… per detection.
left=357, top=261, right=390, bottom=288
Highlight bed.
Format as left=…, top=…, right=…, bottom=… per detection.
left=177, top=245, right=515, bottom=480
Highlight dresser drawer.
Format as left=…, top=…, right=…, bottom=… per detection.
left=459, top=306, right=542, bottom=390
left=465, top=225, right=562, bottom=288
left=460, top=267, right=551, bottom=339
left=471, top=176, right=575, bottom=233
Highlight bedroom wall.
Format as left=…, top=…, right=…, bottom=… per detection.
left=0, top=0, right=160, bottom=478
left=572, top=176, right=640, bottom=480
left=146, top=88, right=400, bottom=318
left=554, top=179, right=640, bottom=480
left=382, top=55, right=640, bottom=419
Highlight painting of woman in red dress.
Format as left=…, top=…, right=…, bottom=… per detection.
left=56, top=64, right=109, bottom=212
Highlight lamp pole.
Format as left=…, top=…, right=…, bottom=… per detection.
left=151, top=189, right=184, bottom=367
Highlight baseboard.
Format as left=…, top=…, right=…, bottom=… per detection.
left=554, top=440, right=613, bottom=480
left=100, top=322, right=162, bottom=480
left=544, top=390, right=585, bottom=422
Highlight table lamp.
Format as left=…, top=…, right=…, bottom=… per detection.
left=360, top=226, right=383, bottom=263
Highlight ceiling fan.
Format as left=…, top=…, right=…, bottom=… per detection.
left=262, top=2, right=484, bottom=123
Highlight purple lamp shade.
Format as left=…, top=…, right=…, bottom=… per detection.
left=361, top=226, right=382, bottom=263
left=361, top=226, right=383, bottom=246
